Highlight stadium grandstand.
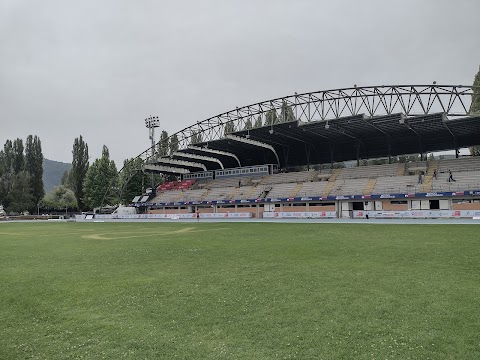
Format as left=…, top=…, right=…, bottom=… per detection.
left=117, top=84, right=480, bottom=219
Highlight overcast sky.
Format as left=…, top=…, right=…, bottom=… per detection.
left=1, top=0, right=479, bottom=167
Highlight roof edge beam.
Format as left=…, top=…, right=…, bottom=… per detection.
left=172, top=151, right=224, bottom=169
left=151, top=158, right=207, bottom=171
left=225, top=134, right=280, bottom=167
left=143, top=164, right=190, bottom=174
left=187, top=145, right=241, bottom=167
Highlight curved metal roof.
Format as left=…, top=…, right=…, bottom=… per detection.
left=133, top=85, right=479, bottom=174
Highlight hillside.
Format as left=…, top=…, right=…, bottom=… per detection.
left=43, top=159, right=72, bottom=193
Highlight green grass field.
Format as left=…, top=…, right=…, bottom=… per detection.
left=1, top=222, right=479, bottom=359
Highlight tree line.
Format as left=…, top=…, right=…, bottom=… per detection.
left=0, top=134, right=149, bottom=215
left=59, top=138, right=149, bottom=212
left=0, top=136, right=44, bottom=214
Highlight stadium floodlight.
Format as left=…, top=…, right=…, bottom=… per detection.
left=145, top=115, right=160, bottom=191
left=145, top=115, right=160, bottom=148
left=145, top=116, right=160, bottom=131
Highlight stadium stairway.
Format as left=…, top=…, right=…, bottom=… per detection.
left=227, top=187, right=241, bottom=199
left=322, top=168, right=341, bottom=197
left=200, top=189, right=212, bottom=201
left=363, top=178, right=377, bottom=195
left=421, top=159, right=438, bottom=192
left=421, top=175, right=433, bottom=192
left=395, top=163, right=406, bottom=176
left=244, top=185, right=261, bottom=199
left=289, top=183, right=304, bottom=198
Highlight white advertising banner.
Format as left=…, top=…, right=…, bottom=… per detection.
left=76, top=213, right=252, bottom=220
left=200, top=212, right=252, bottom=218
left=263, top=211, right=337, bottom=219
left=353, top=210, right=480, bottom=218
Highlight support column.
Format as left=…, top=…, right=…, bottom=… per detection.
left=329, top=144, right=334, bottom=169
left=356, top=141, right=361, bottom=167
left=305, top=144, right=311, bottom=170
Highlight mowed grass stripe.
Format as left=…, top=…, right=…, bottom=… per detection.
left=0, top=222, right=479, bottom=359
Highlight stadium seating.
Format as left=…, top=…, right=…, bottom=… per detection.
left=371, top=175, right=420, bottom=194
left=295, top=181, right=329, bottom=197
left=337, top=163, right=398, bottom=179
left=204, top=177, right=254, bottom=188
left=261, top=170, right=314, bottom=185
left=430, top=170, right=480, bottom=192
left=328, top=178, right=370, bottom=196
left=436, top=157, right=480, bottom=173
left=148, top=157, right=480, bottom=205
left=266, top=183, right=298, bottom=199
left=173, top=179, right=196, bottom=190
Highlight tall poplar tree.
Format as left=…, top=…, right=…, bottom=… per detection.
left=224, top=122, right=235, bottom=135
left=3, top=140, right=14, bottom=173
left=83, top=145, right=118, bottom=209
left=243, top=118, right=253, bottom=130
left=265, top=109, right=278, bottom=125
left=25, top=135, right=44, bottom=208
left=12, top=138, right=25, bottom=173
left=71, top=136, right=89, bottom=209
left=254, top=115, right=263, bottom=128
left=279, top=100, right=295, bottom=123
left=119, top=157, right=147, bottom=204
left=469, top=66, right=480, bottom=156
left=157, top=130, right=169, bottom=156
left=169, top=134, right=179, bottom=155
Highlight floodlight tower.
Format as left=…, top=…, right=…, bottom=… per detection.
left=145, top=115, right=160, bottom=158
left=145, top=115, right=160, bottom=192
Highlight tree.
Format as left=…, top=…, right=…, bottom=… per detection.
left=3, top=140, right=14, bottom=173
left=119, top=157, right=147, bottom=204
left=243, top=118, right=253, bottom=130
left=279, top=100, right=295, bottom=123
left=71, top=136, right=89, bottom=209
left=169, top=134, right=179, bottom=154
left=83, top=145, right=118, bottom=209
left=254, top=115, right=263, bottom=128
left=61, top=170, right=72, bottom=188
left=190, top=132, right=202, bottom=145
left=41, top=185, right=77, bottom=211
left=5, top=171, right=35, bottom=214
left=157, top=130, right=169, bottom=156
left=265, top=109, right=278, bottom=126
left=470, top=66, right=480, bottom=114
left=12, top=138, right=25, bottom=173
left=0, top=151, right=10, bottom=206
left=224, top=122, right=235, bottom=135
left=470, top=66, right=480, bottom=155
left=0, top=141, right=14, bottom=209
left=470, top=147, right=480, bottom=156
left=25, top=135, right=44, bottom=209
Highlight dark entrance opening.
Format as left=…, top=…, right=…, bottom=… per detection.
left=352, top=202, right=364, bottom=211
left=429, top=200, right=440, bottom=210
